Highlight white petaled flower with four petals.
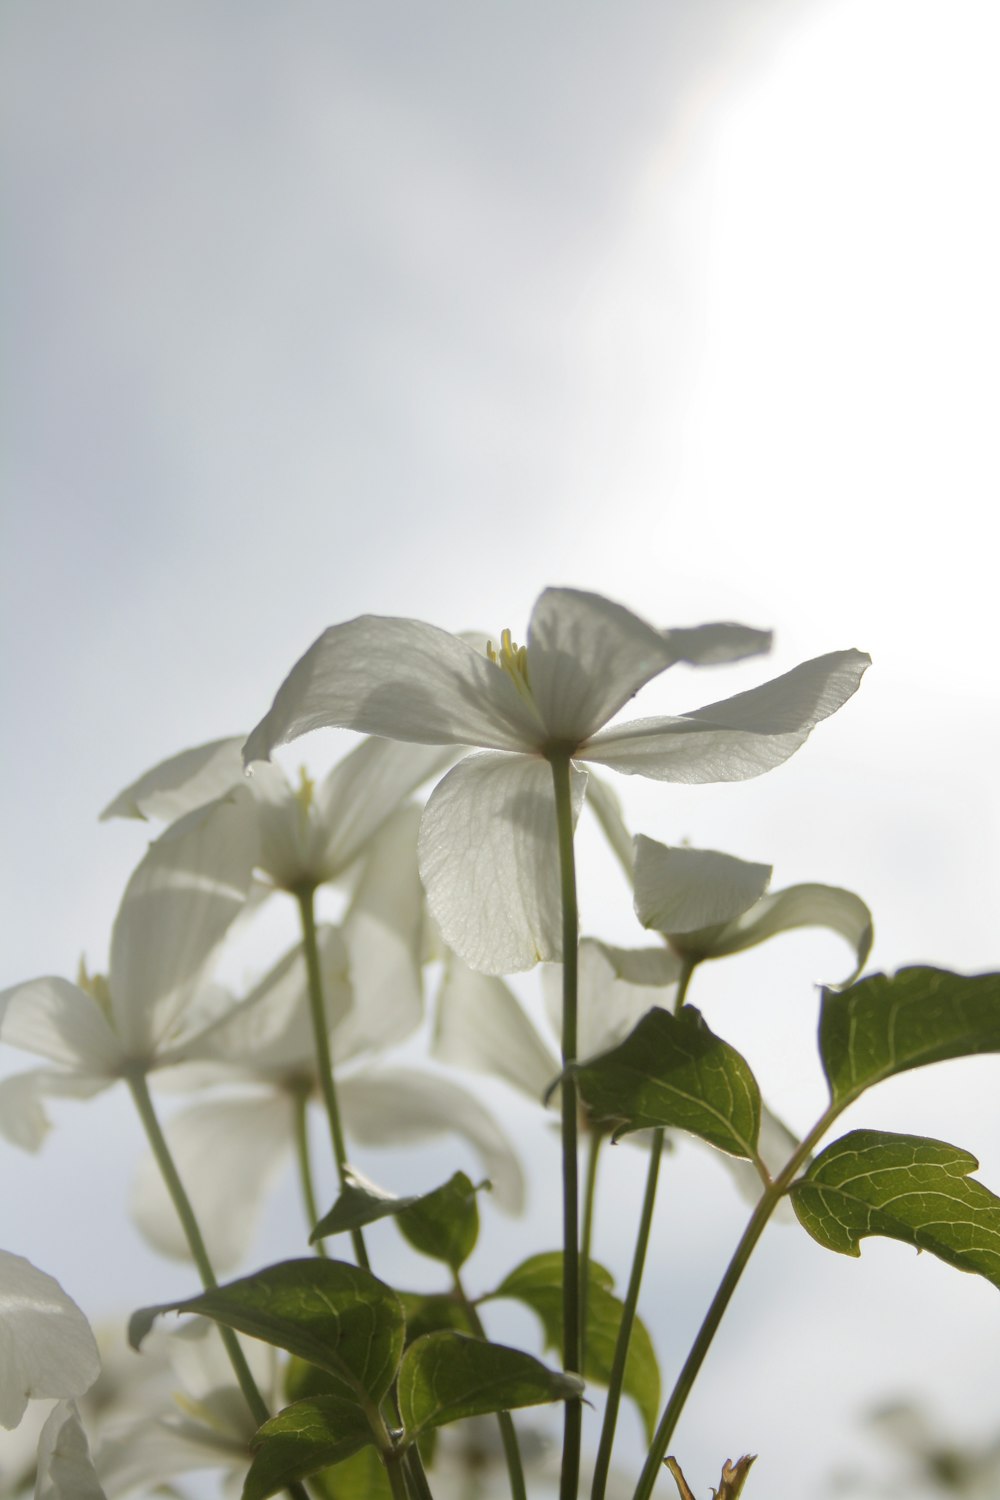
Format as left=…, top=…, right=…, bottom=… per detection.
left=244, top=588, right=869, bottom=975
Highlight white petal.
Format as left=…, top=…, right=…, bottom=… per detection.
left=584, top=772, right=635, bottom=877
left=526, top=589, right=675, bottom=744
left=338, top=1067, right=525, bottom=1213
left=581, top=650, right=870, bottom=781
left=243, top=615, right=544, bottom=764
left=243, top=760, right=310, bottom=891
left=0, top=1070, right=53, bottom=1151
left=0, top=978, right=124, bottom=1079
left=34, top=1401, right=107, bottom=1500
left=335, top=806, right=426, bottom=1060
left=659, top=623, right=773, bottom=666
left=695, top=882, right=874, bottom=985
left=313, top=736, right=459, bottom=880
left=541, top=940, right=680, bottom=1062
left=109, top=790, right=257, bottom=1059
left=433, top=958, right=558, bottom=1102
left=99, top=739, right=244, bottom=824
left=0, top=1253, right=100, bottom=1429
left=129, top=1094, right=292, bottom=1271
left=633, top=837, right=773, bottom=934
left=418, top=753, right=586, bottom=975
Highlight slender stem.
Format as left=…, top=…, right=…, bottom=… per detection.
left=291, top=1082, right=328, bottom=1256
left=294, top=883, right=369, bottom=1270
left=631, top=1106, right=840, bottom=1500
left=549, top=749, right=582, bottom=1500
left=455, top=1274, right=528, bottom=1500
left=403, top=1448, right=436, bottom=1500
left=673, top=957, right=697, bottom=1013
left=591, top=1128, right=664, bottom=1500
left=580, top=1126, right=605, bottom=1370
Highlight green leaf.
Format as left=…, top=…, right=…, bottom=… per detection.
left=397, top=1331, right=583, bottom=1441
left=313, top=1171, right=482, bottom=1271
left=820, top=967, right=1000, bottom=1108
left=486, top=1253, right=661, bottom=1440
left=130, top=1259, right=404, bottom=1406
left=243, top=1397, right=374, bottom=1500
left=305, top=1445, right=393, bottom=1500
left=573, top=1006, right=760, bottom=1159
left=790, top=1130, right=1000, bottom=1287
left=399, top=1291, right=470, bottom=1344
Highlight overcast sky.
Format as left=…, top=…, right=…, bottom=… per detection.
left=3, top=2, right=999, bottom=1494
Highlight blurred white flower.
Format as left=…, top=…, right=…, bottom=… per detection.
left=0, top=1252, right=99, bottom=1431
left=33, top=1402, right=106, bottom=1500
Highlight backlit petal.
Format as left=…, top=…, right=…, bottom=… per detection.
left=243, top=615, right=544, bottom=764
left=34, top=1401, right=106, bottom=1500
left=0, top=978, right=124, bottom=1079
left=634, top=838, right=773, bottom=934
left=433, top=958, right=557, bottom=1102
left=0, top=1253, right=100, bottom=1429
left=542, top=939, right=680, bottom=1062
left=99, top=738, right=244, bottom=824
left=687, top=882, right=874, bottom=985
left=418, top=753, right=586, bottom=975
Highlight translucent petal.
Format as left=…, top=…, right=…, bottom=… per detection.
left=633, top=837, right=773, bottom=934
left=243, top=614, right=545, bottom=764
left=34, top=1401, right=106, bottom=1500
left=99, top=738, right=244, bottom=824
left=0, top=1070, right=52, bottom=1151
left=418, top=753, right=586, bottom=975
left=581, top=650, right=870, bottom=781
left=541, top=940, right=680, bottom=1062
left=129, top=1094, right=292, bottom=1271
left=109, top=790, right=257, bottom=1059
left=686, top=882, right=874, bottom=985
left=526, top=589, right=675, bottom=744
left=0, top=1252, right=100, bottom=1429
left=0, top=978, right=124, bottom=1079
left=433, top=958, right=558, bottom=1103
left=338, top=1067, right=525, bottom=1212
left=659, top=623, right=772, bottom=666
left=584, top=771, right=635, bottom=877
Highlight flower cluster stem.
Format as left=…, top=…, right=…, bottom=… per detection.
left=549, top=749, right=582, bottom=1500
left=291, top=1081, right=327, bottom=1256
left=295, top=883, right=370, bottom=1271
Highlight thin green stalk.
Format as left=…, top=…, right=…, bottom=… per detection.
left=591, top=1128, right=664, bottom=1500
left=455, top=1275, right=527, bottom=1500
left=126, top=1070, right=311, bottom=1500
left=549, top=749, right=582, bottom=1500
left=580, top=1126, right=605, bottom=1370
left=673, top=957, right=696, bottom=1013
left=631, top=1106, right=839, bottom=1500
left=294, top=883, right=369, bottom=1270
left=403, top=1447, right=437, bottom=1500
left=291, top=1081, right=328, bottom=1256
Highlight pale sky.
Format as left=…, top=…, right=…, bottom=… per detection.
left=2, top=2, right=999, bottom=1495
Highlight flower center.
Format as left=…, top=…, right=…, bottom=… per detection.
left=293, top=765, right=315, bottom=831
left=77, top=956, right=112, bottom=1019
left=486, top=628, right=534, bottom=705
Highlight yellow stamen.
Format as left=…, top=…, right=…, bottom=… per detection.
left=485, top=627, right=533, bottom=703
left=294, top=765, right=315, bottom=830
left=77, top=956, right=112, bottom=1017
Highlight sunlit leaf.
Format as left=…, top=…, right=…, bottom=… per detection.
left=130, top=1259, right=404, bottom=1405
left=313, top=1171, right=482, bottom=1270
left=790, top=1130, right=1000, bottom=1287
left=243, top=1397, right=374, bottom=1500
left=573, top=1006, right=760, bottom=1159
left=397, top=1331, right=582, bottom=1441
left=820, top=967, right=1000, bottom=1108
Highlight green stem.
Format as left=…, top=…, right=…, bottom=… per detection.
left=631, top=1106, right=839, bottom=1500
left=580, top=1126, right=605, bottom=1370
left=591, top=1127, right=664, bottom=1500
left=673, top=957, right=697, bottom=1013
left=403, top=1448, right=436, bottom=1500
left=295, top=883, right=369, bottom=1270
left=549, top=749, right=582, bottom=1500
left=455, top=1275, right=528, bottom=1500
left=291, top=1082, right=328, bottom=1256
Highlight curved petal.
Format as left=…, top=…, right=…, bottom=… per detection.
left=633, top=837, right=773, bottom=935
left=99, top=739, right=244, bottom=824
left=433, top=958, right=557, bottom=1102
left=338, top=1067, right=525, bottom=1213
left=314, top=736, right=459, bottom=880
left=34, top=1401, right=107, bottom=1500
left=109, top=790, right=257, bottom=1059
left=660, top=623, right=773, bottom=666
left=129, top=1094, right=292, bottom=1271
left=418, top=753, right=586, bottom=975
left=541, top=940, right=680, bottom=1062
left=0, top=977, right=124, bottom=1079
left=242, top=760, right=309, bottom=891
left=243, top=615, right=544, bottom=765
left=584, top=771, right=635, bottom=877
left=688, top=882, right=874, bottom=985
left=0, top=1252, right=100, bottom=1429
left=0, top=1069, right=53, bottom=1150
left=526, top=589, right=676, bottom=744
left=581, top=649, right=870, bottom=781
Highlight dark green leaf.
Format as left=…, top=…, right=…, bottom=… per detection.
left=305, top=1444, right=393, bottom=1500
left=573, top=1006, right=760, bottom=1159
left=397, top=1331, right=583, bottom=1441
left=820, top=967, right=1000, bottom=1108
left=399, top=1291, right=469, bottom=1344
left=311, top=1175, right=410, bottom=1239
left=485, top=1253, right=660, bottom=1439
left=790, top=1130, right=1000, bottom=1287
left=313, top=1171, right=482, bottom=1271
left=130, top=1259, right=404, bottom=1406
left=243, top=1398, right=374, bottom=1500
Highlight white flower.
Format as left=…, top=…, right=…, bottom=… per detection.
left=0, top=1252, right=100, bottom=1431
left=33, top=1401, right=107, bottom=1500
left=243, top=588, right=869, bottom=974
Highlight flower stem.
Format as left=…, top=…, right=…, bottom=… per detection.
left=630, top=1106, right=840, bottom=1500
left=455, top=1274, right=528, bottom=1500
left=127, top=1071, right=309, bottom=1500
left=549, top=749, right=582, bottom=1500
left=580, top=1126, right=605, bottom=1370
left=291, top=1081, right=328, bottom=1256
left=294, top=883, right=369, bottom=1270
